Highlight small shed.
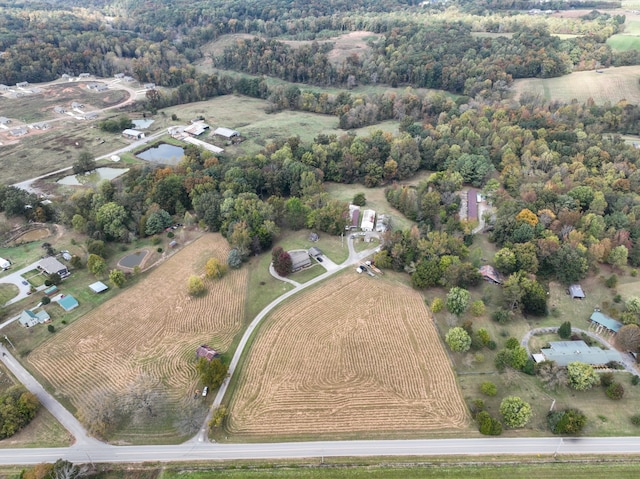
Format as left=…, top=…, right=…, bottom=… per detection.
left=58, top=295, right=79, bottom=312
left=479, top=265, right=503, bottom=284
left=309, top=232, right=319, bottom=242
left=569, top=284, right=585, bottom=299
left=213, top=127, right=240, bottom=138
left=0, top=257, right=10, bottom=269
left=143, top=82, right=156, bottom=90
left=169, top=240, right=178, bottom=248
left=19, top=309, right=50, bottom=328
left=44, top=285, right=59, bottom=296
left=89, top=281, right=109, bottom=294
left=196, top=345, right=220, bottom=361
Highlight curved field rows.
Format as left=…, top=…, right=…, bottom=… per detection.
left=228, top=274, right=468, bottom=438
left=27, top=234, right=246, bottom=425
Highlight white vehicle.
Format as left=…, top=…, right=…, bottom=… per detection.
left=0, top=258, right=10, bottom=270
left=202, top=386, right=208, bottom=397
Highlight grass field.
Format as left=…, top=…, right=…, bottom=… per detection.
left=227, top=272, right=469, bottom=440
left=153, top=462, right=640, bottom=479
left=0, top=283, right=18, bottom=304
left=512, top=65, right=640, bottom=105
left=607, top=34, right=640, bottom=51
left=26, top=234, right=248, bottom=443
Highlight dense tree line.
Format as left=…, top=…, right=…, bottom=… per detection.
left=0, top=0, right=629, bottom=94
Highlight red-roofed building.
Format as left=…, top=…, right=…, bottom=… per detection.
left=467, top=188, right=478, bottom=221
left=196, top=345, right=220, bottom=361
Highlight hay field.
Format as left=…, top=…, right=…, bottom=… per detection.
left=27, top=234, right=247, bottom=437
left=512, top=66, right=640, bottom=104
left=228, top=273, right=469, bottom=439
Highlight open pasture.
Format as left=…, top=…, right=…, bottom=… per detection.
left=227, top=273, right=469, bottom=439
left=512, top=65, right=640, bottom=105
left=26, top=234, right=247, bottom=441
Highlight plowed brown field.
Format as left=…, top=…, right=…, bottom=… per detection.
left=28, top=234, right=246, bottom=426
left=228, top=274, right=469, bottom=438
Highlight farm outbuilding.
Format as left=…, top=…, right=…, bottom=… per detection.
left=479, top=265, right=503, bottom=284
left=38, top=257, right=69, bottom=277
left=19, top=309, right=50, bottom=328
left=10, top=127, right=28, bottom=137
left=569, top=284, right=585, bottom=299
left=289, top=250, right=312, bottom=272
left=213, top=127, right=240, bottom=138
left=375, top=214, right=390, bottom=232
left=590, top=310, right=623, bottom=334
left=122, top=129, right=145, bottom=140
left=539, top=340, right=622, bottom=367
left=184, top=122, right=209, bottom=136
left=44, top=285, right=58, bottom=296
left=89, top=281, right=109, bottom=294
left=58, top=295, right=79, bottom=312
left=196, top=344, right=220, bottom=361
left=467, top=188, right=479, bottom=221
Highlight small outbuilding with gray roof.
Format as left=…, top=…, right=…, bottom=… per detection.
left=569, top=284, right=585, bottom=299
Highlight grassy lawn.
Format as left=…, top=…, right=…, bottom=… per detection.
left=353, top=235, right=381, bottom=252
left=22, top=269, right=46, bottom=287
left=290, top=264, right=325, bottom=283
left=0, top=283, right=18, bottom=304
left=244, top=251, right=294, bottom=324
left=273, top=229, right=349, bottom=264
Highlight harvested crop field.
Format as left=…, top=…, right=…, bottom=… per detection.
left=228, top=273, right=468, bottom=439
left=27, top=234, right=247, bottom=440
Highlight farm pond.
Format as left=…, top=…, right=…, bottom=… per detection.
left=136, top=143, right=185, bottom=165
left=57, top=167, right=129, bottom=186
left=119, top=250, right=149, bottom=268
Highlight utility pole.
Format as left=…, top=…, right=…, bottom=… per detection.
left=3, top=335, right=15, bottom=350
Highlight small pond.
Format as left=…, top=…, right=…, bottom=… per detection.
left=137, top=143, right=185, bottom=165
left=132, top=119, right=155, bottom=129
left=57, top=167, right=129, bottom=186
left=119, top=250, right=149, bottom=269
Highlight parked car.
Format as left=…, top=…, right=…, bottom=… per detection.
left=316, top=256, right=323, bottom=262
left=202, top=386, right=208, bottom=397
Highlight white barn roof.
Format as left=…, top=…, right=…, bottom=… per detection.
left=361, top=209, right=376, bottom=231
left=214, top=127, right=240, bottom=138
left=89, top=281, right=109, bottom=293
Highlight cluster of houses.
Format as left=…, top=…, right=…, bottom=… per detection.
left=347, top=206, right=390, bottom=233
